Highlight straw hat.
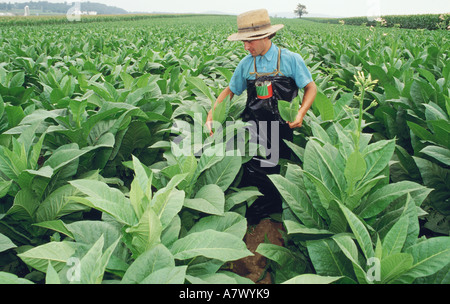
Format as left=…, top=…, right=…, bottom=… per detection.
left=227, top=9, right=284, bottom=41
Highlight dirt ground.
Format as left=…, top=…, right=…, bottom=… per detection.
left=231, top=219, right=285, bottom=284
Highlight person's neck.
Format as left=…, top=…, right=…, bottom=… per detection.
left=260, top=40, right=272, bottom=56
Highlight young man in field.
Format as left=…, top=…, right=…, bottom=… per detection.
left=206, top=9, right=317, bottom=224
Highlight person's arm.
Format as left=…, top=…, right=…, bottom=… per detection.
left=206, top=86, right=235, bottom=135
left=288, top=81, right=317, bottom=129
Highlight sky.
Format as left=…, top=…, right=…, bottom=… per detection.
left=5, top=0, right=450, bottom=17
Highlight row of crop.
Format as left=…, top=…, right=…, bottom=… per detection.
left=307, top=13, right=450, bottom=30
left=280, top=19, right=450, bottom=222
left=0, top=16, right=449, bottom=284
left=215, top=19, right=450, bottom=282
left=0, top=16, right=260, bottom=284
left=265, top=70, right=449, bottom=283
left=267, top=19, right=450, bottom=282
left=0, top=13, right=216, bottom=27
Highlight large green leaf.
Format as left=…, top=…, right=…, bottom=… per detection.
left=18, top=241, right=76, bottom=273
left=161, top=154, right=198, bottom=193
left=187, top=212, right=247, bottom=240
left=0, top=233, right=16, bottom=253
left=122, top=244, right=175, bottom=284
left=420, top=145, right=450, bottom=166
left=0, top=141, right=26, bottom=181
left=66, top=220, right=113, bottom=244
left=195, top=144, right=225, bottom=178
left=186, top=272, right=254, bottom=284
left=278, top=95, right=300, bottom=122
left=170, top=229, right=252, bottom=262
left=224, top=188, right=262, bottom=212
left=184, top=184, right=225, bottom=215
left=77, top=235, right=120, bottom=284
left=6, top=188, right=38, bottom=221
left=382, top=215, right=409, bottom=258
left=0, top=272, right=33, bottom=284
left=0, top=180, right=12, bottom=199
left=129, top=155, right=153, bottom=218
left=269, top=174, right=325, bottom=229
left=161, top=215, right=182, bottom=248
left=140, top=266, right=187, bottom=284
left=34, top=220, right=75, bottom=239
left=301, top=170, right=340, bottom=209
left=306, top=238, right=354, bottom=279
left=303, top=141, right=346, bottom=206
left=397, top=236, right=450, bottom=283
left=35, top=184, right=88, bottom=222
left=282, top=274, right=342, bottom=284
left=131, top=155, right=152, bottom=198
left=45, top=262, right=61, bottom=284
left=413, top=156, right=449, bottom=214
left=284, top=220, right=333, bottom=240
left=332, top=234, right=369, bottom=284
left=185, top=76, right=215, bottom=103
left=426, top=120, right=450, bottom=149
left=313, top=91, right=334, bottom=121
left=256, top=243, right=308, bottom=281
left=381, top=253, right=413, bottom=283
left=69, top=179, right=138, bottom=226
left=212, top=95, right=229, bottom=124
left=344, top=149, right=366, bottom=197
left=43, top=143, right=89, bottom=172
left=126, top=207, right=162, bottom=257
left=407, top=121, right=435, bottom=142
left=198, top=155, right=241, bottom=191
left=360, top=139, right=395, bottom=182
left=151, top=186, right=185, bottom=229
left=129, top=178, right=147, bottom=221
left=338, top=203, right=374, bottom=261
left=410, top=78, right=435, bottom=106
left=374, top=193, right=420, bottom=250
left=358, top=181, right=431, bottom=218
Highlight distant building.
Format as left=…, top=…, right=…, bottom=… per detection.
left=24, top=5, right=30, bottom=16
left=70, top=10, right=98, bottom=16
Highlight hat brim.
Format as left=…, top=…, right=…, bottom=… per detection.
left=227, top=24, right=284, bottom=41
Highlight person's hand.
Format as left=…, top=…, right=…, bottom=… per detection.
left=287, top=81, right=316, bottom=129
left=206, top=87, right=234, bottom=136
left=205, top=110, right=214, bottom=136
left=287, top=111, right=305, bottom=129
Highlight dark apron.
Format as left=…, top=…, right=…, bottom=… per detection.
left=239, top=49, right=299, bottom=224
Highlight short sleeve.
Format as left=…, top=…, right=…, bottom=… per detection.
left=291, top=53, right=313, bottom=89
left=229, top=56, right=250, bottom=96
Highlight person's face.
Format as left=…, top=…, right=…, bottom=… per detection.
left=243, top=38, right=270, bottom=57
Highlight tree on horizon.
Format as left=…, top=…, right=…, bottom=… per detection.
left=294, top=3, right=308, bottom=18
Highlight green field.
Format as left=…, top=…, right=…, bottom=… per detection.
left=307, top=13, right=450, bottom=30
left=0, top=15, right=449, bottom=285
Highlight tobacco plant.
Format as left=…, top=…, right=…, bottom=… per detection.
left=0, top=15, right=449, bottom=284
left=261, top=72, right=449, bottom=283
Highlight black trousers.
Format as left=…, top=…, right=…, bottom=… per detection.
left=240, top=158, right=283, bottom=225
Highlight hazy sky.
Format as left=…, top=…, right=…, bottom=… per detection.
left=6, top=0, right=450, bottom=17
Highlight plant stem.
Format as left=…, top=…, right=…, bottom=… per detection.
left=357, top=87, right=365, bottom=149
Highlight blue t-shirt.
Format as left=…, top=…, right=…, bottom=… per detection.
left=229, top=43, right=313, bottom=96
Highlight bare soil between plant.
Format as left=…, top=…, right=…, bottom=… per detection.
left=230, top=219, right=284, bottom=284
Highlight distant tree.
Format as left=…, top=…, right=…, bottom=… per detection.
left=294, top=4, right=308, bottom=18
left=0, top=1, right=128, bottom=15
